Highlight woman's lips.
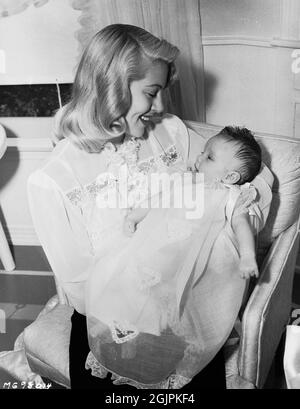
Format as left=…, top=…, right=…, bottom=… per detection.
left=139, top=115, right=152, bottom=126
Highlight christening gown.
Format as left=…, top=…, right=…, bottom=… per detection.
left=85, top=126, right=263, bottom=389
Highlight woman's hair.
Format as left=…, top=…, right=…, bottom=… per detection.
left=54, top=24, right=179, bottom=152
left=218, top=126, right=262, bottom=184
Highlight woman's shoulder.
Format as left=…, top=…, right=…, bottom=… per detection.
left=154, top=113, right=188, bottom=136
left=28, top=139, right=74, bottom=187
left=152, top=114, right=189, bottom=158
left=37, top=138, right=70, bottom=169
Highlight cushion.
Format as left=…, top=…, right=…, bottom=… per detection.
left=185, top=121, right=300, bottom=248
left=255, top=134, right=300, bottom=246
left=23, top=300, right=73, bottom=388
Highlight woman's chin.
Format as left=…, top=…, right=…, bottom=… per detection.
left=127, top=126, right=145, bottom=139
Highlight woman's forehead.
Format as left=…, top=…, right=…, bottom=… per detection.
left=143, top=61, right=169, bottom=87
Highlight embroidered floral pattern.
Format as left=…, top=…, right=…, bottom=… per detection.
left=86, top=178, right=114, bottom=198
left=137, top=157, right=156, bottom=174
left=66, top=187, right=85, bottom=207
left=66, top=142, right=182, bottom=208
left=159, top=145, right=179, bottom=167
left=66, top=177, right=115, bottom=207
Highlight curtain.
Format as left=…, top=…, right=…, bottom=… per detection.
left=72, top=0, right=205, bottom=122
left=0, top=0, right=48, bottom=17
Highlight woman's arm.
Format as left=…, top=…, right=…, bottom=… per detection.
left=27, top=170, right=95, bottom=313
left=231, top=212, right=259, bottom=279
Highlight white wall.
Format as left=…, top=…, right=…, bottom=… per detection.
left=200, top=0, right=297, bottom=138
left=0, top=0, right=80, bottom=84
left=0, top=118, right=53, bottom=245
left=201, top=0, right=280, bottom=38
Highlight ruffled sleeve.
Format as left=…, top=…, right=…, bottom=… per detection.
left=224, top=163, right=274, bottom=235
left=233, top=184, right=258, bottom=215
left=227, top=185, right=266, bottom=238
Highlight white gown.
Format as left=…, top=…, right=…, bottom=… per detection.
left=85, top=170, right=260, bottom=388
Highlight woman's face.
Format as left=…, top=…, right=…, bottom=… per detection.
left=125, top=61, right=169, bottom=139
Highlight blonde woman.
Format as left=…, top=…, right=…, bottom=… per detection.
left=28, top=24, right=273, bottom=389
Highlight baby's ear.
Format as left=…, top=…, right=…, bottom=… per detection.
left=223, top=171, right=241, bottom=184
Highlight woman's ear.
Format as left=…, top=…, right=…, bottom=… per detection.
left=222, top=171, right=241, bottom=185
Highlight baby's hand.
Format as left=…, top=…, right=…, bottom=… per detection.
left=123, top=218, right=137, bottom=237
left=239, top=253, right=259, bottom=279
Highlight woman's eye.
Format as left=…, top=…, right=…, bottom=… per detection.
left=147, top=92, right=156, bottom=98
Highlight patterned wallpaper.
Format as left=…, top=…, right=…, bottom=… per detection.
left=0, top=84, right=72, bottom=116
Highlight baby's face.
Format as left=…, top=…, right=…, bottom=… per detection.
left=194, top=136, right=241, bottom=183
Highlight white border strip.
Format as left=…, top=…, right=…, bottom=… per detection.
left=202, top=35, right=300, bottom=49
left=6, top=138, right=53, bottom=152
left=0, top=269, right=52, bottom=276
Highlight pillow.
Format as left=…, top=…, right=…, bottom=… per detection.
left=255, top=133, right=300, bottom=247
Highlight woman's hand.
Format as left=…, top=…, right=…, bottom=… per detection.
left=239, top=253, right=259, bottom=279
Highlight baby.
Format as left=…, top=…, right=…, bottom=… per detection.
left=123, top=126, right=262, bottom=279
left=86, top=126, right=263, bottom=387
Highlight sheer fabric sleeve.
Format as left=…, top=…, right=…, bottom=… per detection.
left=158, top=114, right=197, bottom=168
left=27, top=170, right=95, bottom=313
left=186, top=126, right=206, bottom=170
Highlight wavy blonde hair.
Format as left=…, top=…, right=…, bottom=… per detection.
left=54, top=24, right=179, bottom=152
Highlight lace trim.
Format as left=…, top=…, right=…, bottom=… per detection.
left=66, top=175, right=115, bottom=207
left=66, top=144, right=182, bottom=208
left=108, top=320, right=139, bottom=344
left=85, top=351, right=191, bottom=389
left=159, top=145, right=180, bottom=167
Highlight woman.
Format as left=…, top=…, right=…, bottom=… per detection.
left=27, top=24, right=273, bottom=389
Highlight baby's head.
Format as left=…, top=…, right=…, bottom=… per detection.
left=194, top=126, right=262, bottom=185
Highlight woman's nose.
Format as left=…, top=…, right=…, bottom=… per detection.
left=151, top=93, right=164, bottom=114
